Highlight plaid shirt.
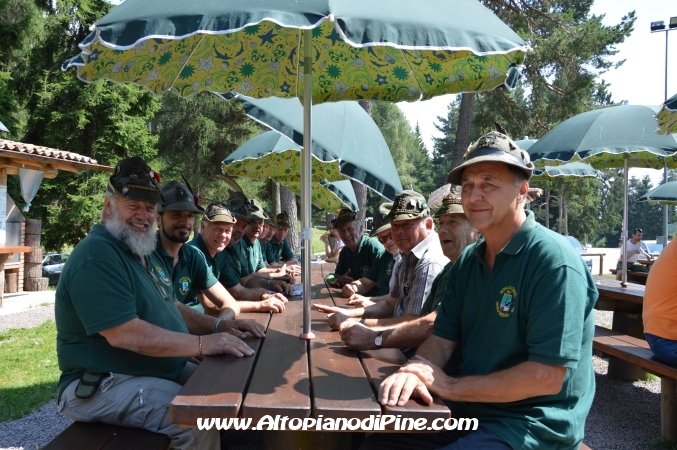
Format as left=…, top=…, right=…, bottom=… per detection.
left=391, top=231, right=449, bottom=317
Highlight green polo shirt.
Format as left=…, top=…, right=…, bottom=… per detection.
left=242, top=236, right=266, bottom=274
left=185, top=234, right=239, bottom=312
left=154, top=236, right=218, bottom=305
left=336, top=236, right=385, bottom=296
left=230, top=239, right=253, bottom=277
left=260, top=240, right=275, bottom=264
left=268, top=237, right=295, bottom=263
left=364, top=252, right=397, bottom=296
left=55, top=224, right=188, bottom=401
left=419, top=262, right=452, bottom=316
left=434, top=212, right=597, bottom=450
left=223, top=244, right=248, bottom=280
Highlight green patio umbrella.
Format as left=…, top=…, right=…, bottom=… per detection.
left=528, top=105, right=677, bottom=285
left=225, top=95, right=403, bottom=200
left=531, top=162, right=602, bottom=180
left=639, top=181, right=677, bottom=206
left=656, top=93, right=677, bottom=135
left=514, top=138, right=537, bottom=151
left=62, top=0, right=527, bottom=339
left=226, top=131, right=358, bottom=210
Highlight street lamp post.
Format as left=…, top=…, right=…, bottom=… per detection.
left=651, top=17, right=677, bottom=241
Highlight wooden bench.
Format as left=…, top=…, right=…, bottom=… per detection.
left=43, top=421, right=169, bottom=450
left=593, top=325, right=677, bottom=443
left=609, top=269, right=648, bottom=285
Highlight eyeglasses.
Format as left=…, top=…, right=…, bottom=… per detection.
left=634, top=228, right=643, bottom=233
left=378, top=234, right=393, bottom=244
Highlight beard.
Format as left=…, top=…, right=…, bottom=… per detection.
left=105, top=207, right=158, bottom=257
left=162, top=222, right=190, bottom=244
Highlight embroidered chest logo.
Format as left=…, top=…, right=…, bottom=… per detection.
left=179, top=276, right=192, bottom=296
left=361, top=264, right=370, bottom=277
left=386, top=260, right=394, bottom=276
left=496, top=286, right=517, bottom=317
left=155, top=266, right=171, bottom=286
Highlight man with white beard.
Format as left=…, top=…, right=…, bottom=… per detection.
left=55, top=157, right=263, bottom=450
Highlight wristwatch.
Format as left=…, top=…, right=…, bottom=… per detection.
left=374, top=333, right=383, bottom=348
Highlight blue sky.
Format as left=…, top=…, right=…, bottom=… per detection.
left=397, top=0, right=676, bottom=184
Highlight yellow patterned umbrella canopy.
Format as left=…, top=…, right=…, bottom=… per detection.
left=656, top=93, right=677, bottom=135
left=62, top=0, right=527, bottom=102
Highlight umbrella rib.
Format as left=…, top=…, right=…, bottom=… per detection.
left=168, top=34, right=206, bottom=92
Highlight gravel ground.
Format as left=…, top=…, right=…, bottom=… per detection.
left=0, top=307, right=55, bottom=332
left=0, top=309, right=668, bottom=449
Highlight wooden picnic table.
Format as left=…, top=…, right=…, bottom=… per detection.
left=170, top=261, right=450, bottom=449
left=593, top=276, right=648, bottom=381
left=584, top=252, right=606, bottom=275
left=636, top=258, right=655, bottom=267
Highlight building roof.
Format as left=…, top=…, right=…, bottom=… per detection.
left=0, top=139, right=113, bottom=177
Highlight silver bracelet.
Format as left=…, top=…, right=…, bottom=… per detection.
left=213, top=318, right=224, bottom=334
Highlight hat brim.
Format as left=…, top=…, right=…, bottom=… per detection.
left=204, top=214, right=237, bottom=224
left=231, top=213, right=254, bottom=224
left=387, top=211, right=430, bottom=223
left=446, top=153, right=533, bottom=185
left=157, top=201, right=205, bottom=214
left=370, top=222, right=391, bottom=237
left=110, top=185, right=162, bottom=204
left=276, top=221, right=291, bottom=229
left=434, top=204, right=465, bottom=218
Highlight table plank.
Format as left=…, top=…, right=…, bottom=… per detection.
left=309, top=281, right=382, bottom=419
left=170, top=313, right=272, bottom=427
left=241, top=300, right=311, bottom=422
left=359, top=348, right=451, bottom=425
left=593, top=276, right=644, bottom=304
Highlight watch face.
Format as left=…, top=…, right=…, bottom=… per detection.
left=375, top=335, right=383, bottom=347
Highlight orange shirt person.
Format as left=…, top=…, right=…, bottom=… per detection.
left=643, top=238, right=677, bottom=366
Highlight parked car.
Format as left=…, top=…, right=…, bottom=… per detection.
left=564, top=236, right=593, bottom=271
left=42, top=253, right=69, bottom=285
left=640, top=240, right=664, bottom=258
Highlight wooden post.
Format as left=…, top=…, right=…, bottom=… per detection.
left=607, top=313, right=650, bottom=381
left=24, top=219, right=47, bottom=291
left=0, top=168, right=6, bottom=245
left=663, top=377, right=677, bottom=443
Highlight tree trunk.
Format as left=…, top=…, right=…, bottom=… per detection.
left=280, top=184, right=299, bottom=253
left=353, top=100, right=372, bottom=222
left=271, top=181, right=281, bottom=217
left=544, top=189, right=550, bottom=229
left=25, top=277, right=48, bottom=291
left=451, top=93, right=475, bottom=171
left=564, top=199, right=568, bottom=236
left=351, top=180, right=368, bottom=223
left=558, top=194, right=563, bottom=233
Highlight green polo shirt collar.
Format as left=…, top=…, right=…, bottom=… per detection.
left=471, top=211, right=536, bottom=265
left=346, top=235, right=367, bottom=255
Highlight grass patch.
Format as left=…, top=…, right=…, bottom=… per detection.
left=0, top=320, right=59, bottom=422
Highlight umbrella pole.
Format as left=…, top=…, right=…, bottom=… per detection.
left=621, top=156, right=628, bottom=287
left=299, top=28, right=315, bottom=340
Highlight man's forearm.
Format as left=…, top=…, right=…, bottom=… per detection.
left=100, top=317, right=201, bottom=357
left=380, top=312, right=436, bottom=348
left=441, top=361, right=567, bottom=403
left=364, top=313, right=417, bottom=328
left=417, top=334, right=457, bottom=368
left=363, top=296, right=395, bottom=319
left=176, top=301, right=220, bottom=335
left=202, top=285, right=239, bottom=319
left=227, top=284, right=268, bottom=301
